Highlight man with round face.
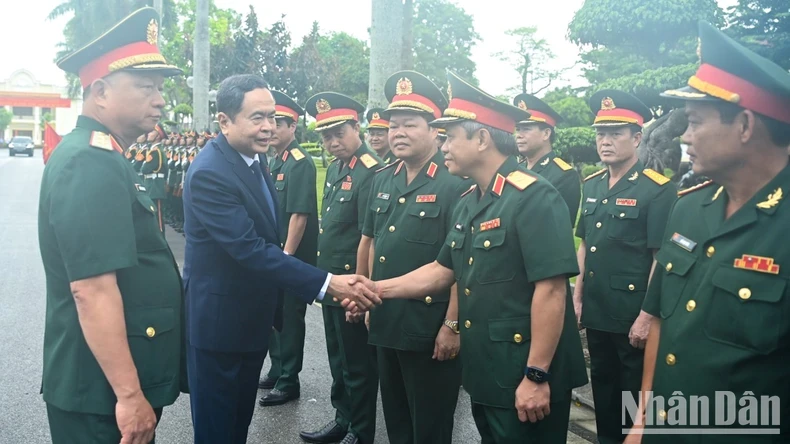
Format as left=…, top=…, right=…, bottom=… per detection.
left=351, top=71, right=588, bottom=443
left=513, top=93, right=581, bottom=227
left=299, top=92, right=384, bottom=444
left=572, top=89, right=677, bottom=444
left=365, top=107, right=397, bottom=164
left=358, top=70, right=469, bottom=444
left=38, top=7, right=186, bottom=444
left=625, top=21, right=790, bottom=443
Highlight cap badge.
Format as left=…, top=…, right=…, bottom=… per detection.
left=396, top=77, right=413, bottom=95
left=316, top=98, right=331, bottom=114
left=601, top=97, right=616, bottom=110
left=372, top=112, right=380, bottom=120
left=517, top=100, right=527, bottom=110
left=147, top=19, right=159, bottom=46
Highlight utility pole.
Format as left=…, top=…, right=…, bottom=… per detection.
left=193, top=0, right=210, bottom=131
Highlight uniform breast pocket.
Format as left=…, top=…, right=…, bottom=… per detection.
left=330, top=190, right=356, bottom=223
left=654, top=245, right=697, bottom=318
left=705, top=267, right=788, bottom=354
left=403, top=203, right=442, bottom=245
left=370, top=198, right=392, bottom=235
left=126, top=307, right=178, bottom=389
left=607, top=207, right=642, bottom=241
left=472, top=230, right=516, bottom=284
left=444, top=231, right=466, bottom=278
left=488, top=317, right=530, bottom=389
left=274, top=180, right=286, bottom=192
left=133, top=193, right=167, bottom=252
left=581, top=202, right=598, bottom=236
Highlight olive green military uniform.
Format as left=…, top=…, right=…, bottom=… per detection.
left=523, top=151, right=581, bottom=227
left=39, top=116, right=186, bottom=442
left=436, top=156, right=588, bottom=443
left=265, top=139, right=319, bottom=394
left=363, top=152, right=469, bottom=444
left=575, top=161, right=676, bottom=443
left=317, top=144, right=383, bottom=443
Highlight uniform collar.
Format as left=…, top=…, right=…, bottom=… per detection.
left=393, top=149, right=443, bottom=179
left=481, top=155, right=521, bottom=198
left=526, top=150, right=555, bottom=173
left=77, top=115, right=111, bottom=134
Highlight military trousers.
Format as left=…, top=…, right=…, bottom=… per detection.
left=266, top=292, right=307, bottom=394
left=470, top=393, right=572, bottom=444
left=377, top=346, right=462, bottom=444
left=587, top=328, right=644, bottom=444
left=47, top=402, right=164, bottom=444
left=322, top=304, right=378, bottom=443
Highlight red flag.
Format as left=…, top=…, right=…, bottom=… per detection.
left=43, top=122, right=62, bottom=164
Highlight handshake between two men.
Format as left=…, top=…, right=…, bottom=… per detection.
left=325, top=274, right=381, bottom=313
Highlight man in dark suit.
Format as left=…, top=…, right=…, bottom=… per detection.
left=182, top=74, right=380, bottom=444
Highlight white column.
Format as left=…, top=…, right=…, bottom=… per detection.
left=33, top=106, right=41, bottom=145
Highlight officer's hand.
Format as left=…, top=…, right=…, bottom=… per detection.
left=433, top=325, right=460, bottom=361
left=116, top=391, right=157, bottom=444
left=515, top=378, right=551, bottom=423
left=331, top=275, right=381, bottom=312
left=628, top=311, right=653, bottom=349
left=365, top=311, right=370, bottom=331
left=345, top=311, right=364, bottom=324
left=573, top=298, right=583, bottom=330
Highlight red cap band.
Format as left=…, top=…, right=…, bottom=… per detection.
left=78, top=41, right=165, bottom=88
left=445, top=98, right=516, bottom=133
left=275, top=105, right=298, bottom=121
left=594, top=108, right=644, bottom=126
left=525, top=110, right=557, bottom=127
left=390, top=93, right=441, bottom=119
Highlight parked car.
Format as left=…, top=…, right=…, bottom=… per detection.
left=8, top=136, right=34, bottom=157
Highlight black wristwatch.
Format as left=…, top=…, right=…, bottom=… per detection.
left=524, top=366, right=551, bottom=383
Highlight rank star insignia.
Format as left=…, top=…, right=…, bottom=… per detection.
left=316, top=98, right=331, bottom=113
left=601, top=97, right=616, bottom=110
left=396, top=77, right=413, bottom=95
left=517, top=100, right=527, bottom=110
left=734, top=254, right=780, bottom=275
left=147, top=19, right=158, bottom=45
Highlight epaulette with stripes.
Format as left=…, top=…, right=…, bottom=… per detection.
left=678, top=180, right=715, bottom=197
left=643, top=168, right=671, bottom=186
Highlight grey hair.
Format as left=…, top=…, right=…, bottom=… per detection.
left=459, top=121, right=518, bottom=156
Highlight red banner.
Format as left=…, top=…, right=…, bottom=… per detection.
left=43, top=123, right=62, bottom=164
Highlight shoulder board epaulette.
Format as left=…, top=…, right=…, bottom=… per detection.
left=89, top=131, right=113, bottom=151
left=643, top=168, right=671, bottom=186
left=553, top=157, right=573, bottom=171
left=375, top=159, right=401, bottom=173
left=505, top=170, right=537, bottom=191
left=678, top=180, right=715, bottom=197
left=359, top=153, right=379, bottom=169
left=290, top=148, right=305, bottom=161
left=461, top=184, right=477, bottom=197
left=584, top=168, right=607, bottom=182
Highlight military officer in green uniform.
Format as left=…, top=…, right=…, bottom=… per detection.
left=572, top=90, right=677, bottom=444
left=299, top=92, right=384, bottom=444
left=360, top=71, right=588, bottom=444
left=258, top=91, right=319, bottom=407
left=359, top=71, right=468, bottom=444
left=626, top=21, right=790, bottom=443
left=513, top=93, right=581, bottom=227
left=365, top=107, right=397, bottom=164
left=141, top=123, right=167, bottom=231
left=37, top=8, right=186, bottom=444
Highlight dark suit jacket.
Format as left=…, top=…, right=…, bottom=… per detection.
left=182, top=133, right=327, bottom=353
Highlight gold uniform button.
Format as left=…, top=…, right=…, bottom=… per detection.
left=344, top=264, right=351, bottom=271
left=320, top=228, right=324, bottom=234
left=706, top=246, right=715, bottom=257
left=389, top=226, right=396, bottom=232
left=340, top=197, right=345, bottom=202
left=686, top=300, right=696, bottom=311
left=483, top=240, right=491, bottom=248
left=471, top=227, right=475, bottom=233
left=464, top=320, right=471, bottom=329
left=666, top=353, right=676, bottom=366
left=739, top=288, right=751, bottom=300
left=666, top=262, right=673, bottom=272
left=451, top=241, right=456, bottom=248
left=146, top=327, right=156, bottom=338
left=468, top=257, right=474, bottom=265
left=628, top=284, right=635, bottom=291
left=658, top=409, right=667, bottom=420
left=619, top=212, right=626, bottom=218
left=150, top=206, right=155, bottom=212
left=602, top=199, right=608, bottom=204
left=379, top=256, right=386, bottom=263
left=317, top=251, right=321, bottom=257
left=399, top=197, right=406, bottom=204
left=464, top=288, right=471, bottom=296
left=326, top=206, right=331, bottom=212
left=376, top=207, right=381, bottom=213
left=588, top=271, right=594, bottom=277
left=596, top=222, right=602, bottom=228
left=590, top=246, right=597, bottom=253
left=513, top=333, right=523, bottom=343
left=419, top=211, right=426, bottom=217
left=425, top=296, right=432, bottom=304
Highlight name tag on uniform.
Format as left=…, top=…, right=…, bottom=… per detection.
left=135, top=184, right=147, bottom=192
left=416, top=194, right=436, bottom=203
left=377, top=192, right=390, bottom=200
left=616, top=198, right=637, bottom=206
left=276, top=174, right=285, bottom=181
left=670, top=232, right=697, bottom=252
left=341, top=182, right=352, bottom=191
left=586, top=197, right=597, bottom=203
left=480, top=218, right=501, bottom=232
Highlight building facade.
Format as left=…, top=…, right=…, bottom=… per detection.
left=0, top=69, right=82, bottom=145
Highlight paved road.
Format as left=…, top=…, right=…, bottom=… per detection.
left=0, top=149, right=597, bottom=443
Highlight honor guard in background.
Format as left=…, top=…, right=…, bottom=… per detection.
left=365, top=107, right=396, bottom=164
left=627, top=21, right=790, bottom=443
left=364, top=70, right=588, bottom=443
left=299, top=92, right=383, bottom=444
left=37, top=7, right=186, bottom=443
left=258, top=91, right=319, bottom=407
left=126, top=135, right=141, bottom=163
left=572, top=89, right=677, bottom=444
left=359, top=70, right=468, bottom=444
left=141, top=123, right=167, bottom=231
left=436, top=127, right=447, bottom=149
left=133, top=136, right=148, bottom=179
left=513, top=93, right=582, bottom=227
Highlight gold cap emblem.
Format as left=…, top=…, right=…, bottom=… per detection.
left=396, top=77, right=413, bottom=95
left=601, top=97, right=616, bottom=110
left=518, top=100, right=527, bottom=110
left=316, top=98, right=331, bottom=114
left=372, top=112, right=380, bottom=120
left=147, top=19, right=159, bottom=46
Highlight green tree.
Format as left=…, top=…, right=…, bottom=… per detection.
left=232, top=6, right=264, bottom=78
left=0, top=109, right=12, bottom=136
left=260, top=16, right=293, bottom=95
left=412, top=0, right=480, bottom=90
left=495, top=27, right=559, bottom=95
left=725, top=0, right=790, bottom=69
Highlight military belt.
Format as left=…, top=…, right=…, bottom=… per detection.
left=144, top=173, right=166, bottom=179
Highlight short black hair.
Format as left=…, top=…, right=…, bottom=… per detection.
left=536, top=122, right=557, bottom=144
left=459, top=121, right=518, bottom=156
left=217, top=74, right=270, bottom=121
left=276, top=117, right=296, bottom=127
left=715, top=101, right=790, bottom=147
